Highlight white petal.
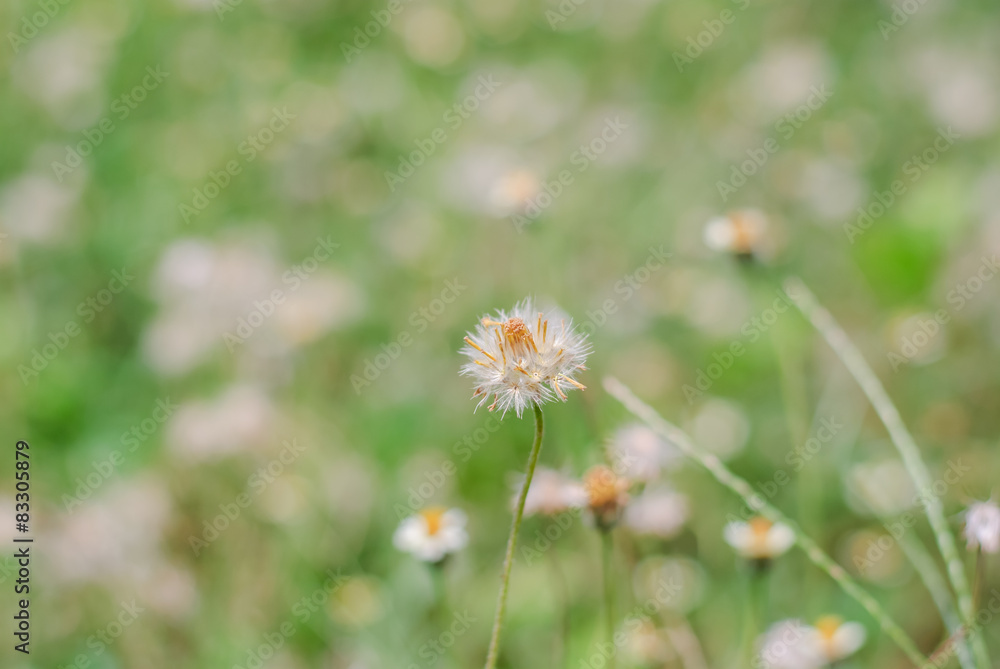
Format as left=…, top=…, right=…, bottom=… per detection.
left=393, top=517, right=426, bottom=553
left=765, top=523, right=796, bottom=555
left=831, top=622, right=866, bottom=658
left=723, top=522, right=751, bottom=551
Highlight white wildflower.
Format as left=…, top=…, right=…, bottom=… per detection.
left=393, top=507, right=468, bottom=563
left=724, top=516, right=795, bottom=560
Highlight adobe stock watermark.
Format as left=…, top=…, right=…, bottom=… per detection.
left=350, top=278, right=467, bottom=394
left=51, top=66, right=169, bottom=181
left=843, top=126, right=959, bottom=243
left=18, top=268, right=134, bottom=385
left=925, top=589, right=1000, bottom=669
left=58, top=599, right=145, bottom=669
left=188, top=439, right=307, bottom=556
left=7, top=0, right=73, bottom=53
left=716, top=84, right=832, bottom=202
left=878, top=0, right=931, bottom=39
left=223, top=235, right=340, bottom=351
left=393, top=415, right=503, bottom=521
left=511, top=116, right=629, bottom=232
left=384, top=76, right=502, bottom=192
left=213, top=0, right=244, bottom=21
left=672, top=0, right=752, bottom=72
left=854, top=458, right=970, bottom=574
left=339, top=0, right=417, bottom=62
left=179, top=107, right=295, bottom=223
left=578, top=577, right=685, bottom=669
left=726, top=416, right=844, bottom=525
left=62, top=398, right=179, bottom=513
left=682, top=287, right=794, bottom=403
left=887, top=255, right=1000, bottom=370
left=231, top=569, right=348, bottom=669
left=576, top=245, right=672, bottom=336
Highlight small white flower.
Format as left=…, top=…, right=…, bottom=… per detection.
left=964, top=499, right=1000, bottom=554
left=517, top=467, right=588, bottom=517
left=757, top=619, right=826, bottom=669
left=393, top=508, right=468, bottom=563
left=608, top=423, right=681, bottom=482
left=460, top=298, right=590, bottom=418
left=807, top=615, right=866, bottom=663
left=704, top=209, right=769, bottom=258
left=724, top=516, right=795, bottom=560
left=623, top=486, right=688, bottom=539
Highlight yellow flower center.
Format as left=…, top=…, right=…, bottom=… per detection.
left=815, top=615, right=842, bottom=641
left=420, top=507, right=447, bottom=536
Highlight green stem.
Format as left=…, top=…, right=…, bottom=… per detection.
left=547, top=541, right=571, bottom=669
left=603, top=377, right=928, bottom=667
left=601, top=529, right=616, bottom=669
left=898, top=533, right=975, bottom=669
left=783, top=276, right=990, bottom=669
left=484, top=403, right=545, bottom=669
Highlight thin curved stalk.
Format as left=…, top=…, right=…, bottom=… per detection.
left=603, top=377, right=928, bottom=667
left=601, top=529, right=616, bottom=669
left=484, top=403, right=545, bottom=669
left=783, top=276, right=989, bottom=669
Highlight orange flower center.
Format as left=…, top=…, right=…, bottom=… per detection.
left=584, top=466, right=623, bottom=508
left=503, top=318, right=534, bottom=350
left=749, top=516, right=773, bottom=538
left=815, top=615, right=842, bottom=641
left=420, top=507, right=447, bottom=536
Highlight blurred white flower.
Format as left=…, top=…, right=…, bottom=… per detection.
left=166, top=385, right=278, bottom=462
left=964, top=499, right=1000, bottom=554
left=143, top=237, right=363, bottom=376
left=623, top=486, right=688, bottom=539
left=0, top=172, right=82, bottom=244
left=394, top=508, right=468, bottom=563
left=704, top=209, right=769, bottom=258
left=460, top=298, right=590, bottom=418
left=608, top=423, right=680, bottom=482
left=46, top=476, right=171, bottom=585
left=757, top=619, right=825, bottom=669
left=808, top=615, right=866, bottom=663
left=724, top=517, right=795, bottom=560
left=517, top=467, right=587, bottom=517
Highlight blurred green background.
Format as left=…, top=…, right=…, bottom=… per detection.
left=2, top=0, right=1000, bottom=666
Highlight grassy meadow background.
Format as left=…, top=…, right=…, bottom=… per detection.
left=2, top=0, right=1000, bottom=666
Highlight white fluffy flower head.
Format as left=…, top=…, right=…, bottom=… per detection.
left=460, top=298, right=590, bottom=418
left=393, top=507, right=468, bottom=563
left=964, top=499, right=1000, bottom=554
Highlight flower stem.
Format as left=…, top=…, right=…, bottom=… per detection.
left=484, top=403, right=544, bottom=669
left=547, top=540, right=571, bottom=669
left=603, top=377, right=929, bottom=667
left=601, top=529, right=616, bottom=669
left=783, top=276, right=990, bottom=669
